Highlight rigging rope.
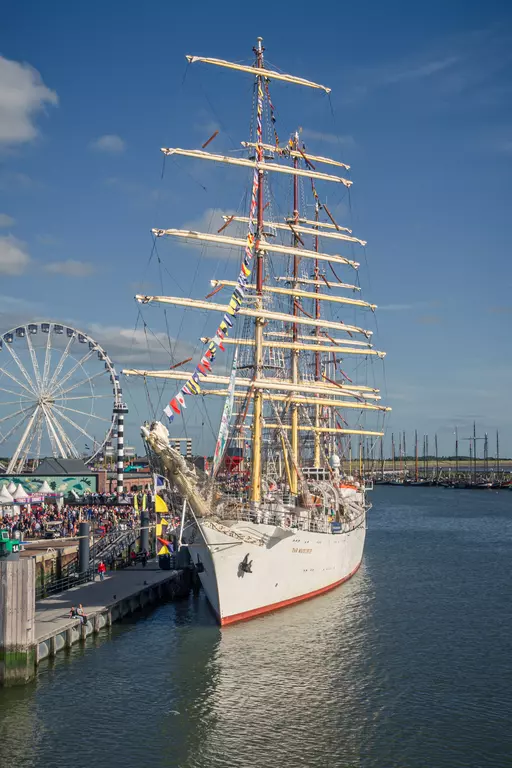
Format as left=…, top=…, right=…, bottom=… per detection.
left=268, top=397, right=313, bottom=507
left=297, top=403, right=335, bottom=478
left=263, top=79, right=280, bottom=147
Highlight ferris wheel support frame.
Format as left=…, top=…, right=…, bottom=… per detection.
left=114, top=402, right=129, bottom=497
left=8, top=405, right=41, bottom=474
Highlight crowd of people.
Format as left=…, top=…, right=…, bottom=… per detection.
left=0, top=503, right=140, bottom=540
left=0, top=494, right=184, bottom=632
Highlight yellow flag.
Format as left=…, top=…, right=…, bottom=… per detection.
left=158, top=544, right=170, bottom=556
left=160, top=518, right=168, bottom=526
left=156, top=523, right=162, bottom=537
left=155, top=495, right=168, bottom=513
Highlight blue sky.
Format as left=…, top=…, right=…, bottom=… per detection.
left=1, top=0, right=511, bottom=458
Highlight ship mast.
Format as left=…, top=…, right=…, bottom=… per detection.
left=251, top=37, right=265, bottom=504
left=314, top=202, right=321, bottom=467
left=290, top=131, right=300, bottom=494
left=122, top=40, right=390, bottom=483
left=415, top=428, right=419, bottom=481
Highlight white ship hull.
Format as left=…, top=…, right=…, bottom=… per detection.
left=188, top=519, right=366, bottom=625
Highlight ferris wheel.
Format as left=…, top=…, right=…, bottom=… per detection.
left=0, top=322, right=123, bottom=474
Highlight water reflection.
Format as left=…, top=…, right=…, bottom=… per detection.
left=1, top=488, right=511, bottom=768
left=0, top=685, right=40, bottom=768
left=170, top=565, right=375, bottom=768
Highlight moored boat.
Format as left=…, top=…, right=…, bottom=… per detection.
left=126, top=39, right=390, bottom=625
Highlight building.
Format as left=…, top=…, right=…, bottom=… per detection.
left=1, top=457, right=103, bottom=496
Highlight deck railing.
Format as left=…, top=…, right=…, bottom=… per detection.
left=214, top=504, right=366, bottom=535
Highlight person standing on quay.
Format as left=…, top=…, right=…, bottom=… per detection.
left=97, top=560, right=106, bottom=581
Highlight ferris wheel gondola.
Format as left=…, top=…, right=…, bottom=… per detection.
left=0, top=321, right=126, bottom=477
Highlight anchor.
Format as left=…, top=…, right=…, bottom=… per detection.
left=238, top=553, right=253, bottom=578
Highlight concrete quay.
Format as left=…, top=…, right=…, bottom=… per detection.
left=35, top=562, right=191, bottom=663
left=0, top=558, right=191, bottom=685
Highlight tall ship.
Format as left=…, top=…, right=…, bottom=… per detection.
left=123, top=39, right=390, bottom=625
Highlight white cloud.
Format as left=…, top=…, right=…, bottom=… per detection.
left=177, top=208, right=241, bottom=258
left=0, top=295, right=41, bottom=313
left=0, top=171, right=39, bottom=191
left=0, top=213, right=15, bottom=228
left=103, top=176, right=169, bottom=208
left=0, top=235, right=31, bottom=274
left=301, top=129, right=355, bottom=147
left=0, top=295, right=45, bottom=332
left=43, top=259, right=95, bottom=277
left=501, top=141, right=512, bottom=155
left=182, top=207, right=228, bottom=233
left=379, top=300, right=441, bottom=312
left=193, top=118, right=221, bottom=137
left=417, top=314, right=442, bottom=325
left=104, top=176, right=141, bottom=194
left=90, top=134, right=126, bottom=153
left=379, top=303, right=417, bottom=311
left=383, top=56, right=460, bottom=84
left=87, top=324, right=195, bottom=368
left=339, top=26, right=511, bottom=107
left=36, top=233, right=60, bottom=245
left=491, top=139, right=512, bottom=156
left=130, top=280, right=156, bottom=293
left=0, top=55, right=57, bottom=146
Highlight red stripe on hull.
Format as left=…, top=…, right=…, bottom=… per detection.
left=220, top=560, right=362, bottom=626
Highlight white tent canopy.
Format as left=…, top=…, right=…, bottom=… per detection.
left=13, top=483, right=28, bottom=501
left=39, top=480, right=52, bottom=494
left=7, top=481, right=16, bottom=495
left=0, top=485, right=14, bottom=504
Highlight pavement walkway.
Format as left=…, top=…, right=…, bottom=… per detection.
left=35, top=562, right=174, bottom=643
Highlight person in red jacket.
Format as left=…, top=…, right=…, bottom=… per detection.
left=97, top=560, right=107, bottom=581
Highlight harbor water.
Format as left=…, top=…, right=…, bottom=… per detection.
left=1, top=486, right=511, bottom=768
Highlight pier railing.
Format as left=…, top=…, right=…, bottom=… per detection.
left=36, top=567, right=96, bottom=600
left=90, top=526, right=140, bottom=565
left=37, top=527, right=143, bottom=600
left=58, top=525, right=140, bottom=578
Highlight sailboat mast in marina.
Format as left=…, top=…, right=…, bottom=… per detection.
left=123, top=38, right=390, bottom=625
